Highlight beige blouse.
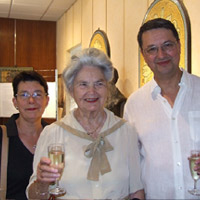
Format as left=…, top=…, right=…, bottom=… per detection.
left=27, top=108, right=143, bottom=199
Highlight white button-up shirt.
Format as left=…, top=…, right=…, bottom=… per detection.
left=124, top=69, right=200, bottom=199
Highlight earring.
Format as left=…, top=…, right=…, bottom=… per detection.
left=15, top=106, right=18, bottom=110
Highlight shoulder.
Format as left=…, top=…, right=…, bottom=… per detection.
left=127, top=81, right=152, bottom=102
left=188, top=72, right=200, bottom=82
left=5, top=114, right=19, bottom=137
left=122, top=120, right=138, bottom=135
left=183, top=71, right=200, bottom=92
left=115, top=120, right=139, bottom=147
left=105, top=110, right=138, bottom=137
left=125, top=81, right=152, bottom=111
left=40, top=114, right=74, bottom=138
left=40, top=122, right=61, bottom=134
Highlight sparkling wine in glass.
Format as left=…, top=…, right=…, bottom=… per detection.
left=188, top=150, right=200, bottom=196
left=48, top=143, right=66, bottom=196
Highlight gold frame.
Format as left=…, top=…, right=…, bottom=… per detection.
left=89, top=29, right=110, bottom=57
left=0, top=67, right=33, bottom=82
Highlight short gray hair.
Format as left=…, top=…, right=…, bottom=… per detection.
left=63, top=48, right=114, bottom=92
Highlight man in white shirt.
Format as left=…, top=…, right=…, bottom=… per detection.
left=124, top=18, right=200, bottom=199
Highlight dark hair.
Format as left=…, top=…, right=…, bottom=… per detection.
left=12, top=71, right=48, bottom=97
left=137, top=18, right=180, bottom=50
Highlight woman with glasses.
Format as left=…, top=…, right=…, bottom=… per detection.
left=0, top=71, right=49, bottom=200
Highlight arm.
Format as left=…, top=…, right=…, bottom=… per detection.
left=127, top=124, right=144, bottom=200
left=28, top=157, right=60, bottom=199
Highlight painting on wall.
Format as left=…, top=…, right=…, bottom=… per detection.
left=89, top=29, right=110, bottom=57
left=139, top=0, right=191, bottom=87
left=57, top=74, right=66, bottom=119
left=0, top=67, right=33, bottom=82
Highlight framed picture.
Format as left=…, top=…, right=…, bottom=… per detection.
left=58, top=74, right=65, bottom=108
left=0, top=67, right=33, bottom=83
left=139, top=0, right=191, bottom=87
left=89, top=29, right=111, bottom=57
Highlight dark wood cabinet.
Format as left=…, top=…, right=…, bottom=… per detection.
left=0, top=18, right=15, bottom=67
left=0, top=18, right=56, bottom=81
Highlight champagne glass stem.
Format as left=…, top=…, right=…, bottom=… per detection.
left=55, top=179, right=59, bottom=188
left=194, top=179, right=197, bottom=190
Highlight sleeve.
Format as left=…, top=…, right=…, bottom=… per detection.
left=127, top=124, right=144, bottom=194
left=26, top=123, right=59, bottom=197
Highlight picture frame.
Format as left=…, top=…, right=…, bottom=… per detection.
left=57, top=74, right=66, bottom=119
left=89, top=29, right=111, bottom=57
left=0, top=67, right=33, bottom=83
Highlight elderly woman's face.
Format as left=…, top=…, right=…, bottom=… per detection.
left=71, top=66, right=108, bottom=113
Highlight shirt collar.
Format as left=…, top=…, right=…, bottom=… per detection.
left=151, top=67, right=187, bottom=100
left=151, top=79, right=161, bottom=100
left=179, top=67, right=187, bottom=87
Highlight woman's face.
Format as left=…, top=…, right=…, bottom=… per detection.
left=71, top=66, right=108, bottom=114
left=12, top=81, right=49, bottom=122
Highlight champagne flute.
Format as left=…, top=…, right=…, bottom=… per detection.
left=48, top=143, right=66, bottom=196
left=188, top=150, right=200, bottom=196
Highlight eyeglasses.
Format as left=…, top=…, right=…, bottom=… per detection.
left=15, top=91, right=47, bottom=100
left=144, top=41, right=177, bottom=56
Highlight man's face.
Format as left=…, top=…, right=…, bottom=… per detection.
left=141, top=28, right=181, bottom=80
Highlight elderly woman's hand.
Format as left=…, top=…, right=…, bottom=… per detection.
left=28, top=157, right=62, bottom=199
left=37, top=157, right=61, bottom=183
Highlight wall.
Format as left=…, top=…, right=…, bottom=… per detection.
left=56, top=0, right=200, bottom=112
left=184, top=0, right=200, bottom=76
left=56, top=0, right=147, bottom=99
left=0, top=18, right=14, bottom=67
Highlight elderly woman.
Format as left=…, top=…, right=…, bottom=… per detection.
left=27, top=48, right=144, bottom=199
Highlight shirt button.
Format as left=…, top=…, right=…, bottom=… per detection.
left=178, top=186, right=182, bottom=190
left=95, top=184, right=99, bottom=188
left=172, top=117, right=176, bottom=120
left=177, top=162, right=181, bottom=166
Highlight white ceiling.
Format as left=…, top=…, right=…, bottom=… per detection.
left=0, top=0, right=76, bottom=21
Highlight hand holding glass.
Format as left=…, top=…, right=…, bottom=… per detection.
left=48, top=143, right=66, bottom=196
left=188, top=150, right=200, bottom=196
